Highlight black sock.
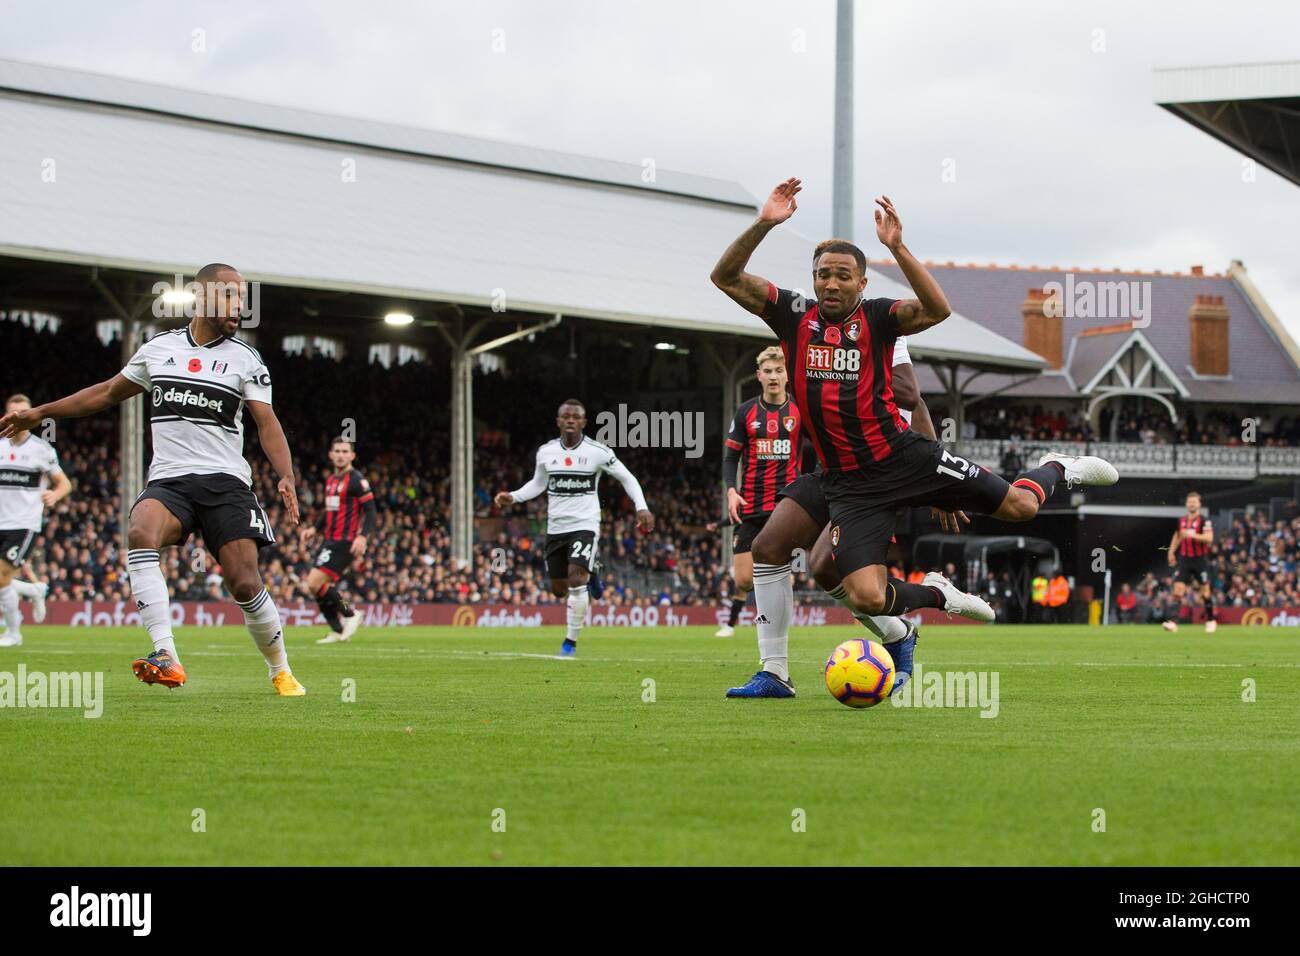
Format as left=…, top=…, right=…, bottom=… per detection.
left=884, top=578, right=944, bottom=614
left=316, top=585, right=343, bottom=633
left=1012, top=461, right=1066, bottom=505
left=562, top=638, right=576, bottom=649
left=727, top=597, right=746, bottom=626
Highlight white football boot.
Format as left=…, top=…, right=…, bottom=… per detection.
left=30, top=582, right=48, bottom=623
left=922, top=572, right=995, bottom=623
left=340, top=610, right=363, bottom=641
left=714, top=624, right=735, bottom=637
left=1038, top=453, right=1119, bottom=489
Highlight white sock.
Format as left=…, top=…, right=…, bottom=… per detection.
left=11, top=579, right=41, bottom=599
left=239, top=588, right=288, bottom=677
left=752, top=563, right=792, bottom=681
left=826, top=584, right=908, bottom=643
left=0, top=584, right=20, bottom=635
left=128, top=549, right=177, bottom=660
left=566, top=585, right=589, bottom=642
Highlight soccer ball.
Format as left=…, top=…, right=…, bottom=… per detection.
left=824, top=638, right=896, bottom=708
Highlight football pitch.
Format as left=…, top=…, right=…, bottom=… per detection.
left=1, top=624, right=1296, bottom=866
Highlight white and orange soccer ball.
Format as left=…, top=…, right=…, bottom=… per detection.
left=824, top=638, right=896, bottom=708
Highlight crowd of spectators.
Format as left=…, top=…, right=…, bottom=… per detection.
left=6, top=318, right=1300, bottom=611
left=1114, top=509, right=1300, bottom=621
left=934, top=402, right=1300, bottom=447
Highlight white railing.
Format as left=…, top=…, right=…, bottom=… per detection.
left=939, top=438, right=1288, bottom=479
left=1090, top=441, right=1175, bottom=477
left=1175, top=444, right=1258, bottom=479
left=1259, top=446, right=1300, bottom=476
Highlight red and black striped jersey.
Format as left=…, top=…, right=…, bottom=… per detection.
left=761, top=284, right=909, bottom=473
left=724, top=397, right=801, bottom=518
left=320, top=468, right=374, bottom=541
left=1178, top=514, right=1212, bottom=558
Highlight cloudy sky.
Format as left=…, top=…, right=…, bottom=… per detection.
left=4, top=0, right=1299, bottom=330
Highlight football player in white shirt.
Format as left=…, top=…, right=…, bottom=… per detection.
left=0, top=264, right=306, bottom=695
left=0, top=394, right=71, bottom=646
left=494, top=399, right=654, bottom=657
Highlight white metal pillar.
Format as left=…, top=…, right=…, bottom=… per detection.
left=832, top=0, right=855, bottom=240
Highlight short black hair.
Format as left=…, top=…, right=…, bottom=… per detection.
left=195, top=262, right=239, bottom=283
left=330, top=437, right=355, bottom=451
left=558, top=399, right=585, bottom=415
left=813, top=239, right=866, bottom=274
left=1186, top=490, right=1201, bottom=500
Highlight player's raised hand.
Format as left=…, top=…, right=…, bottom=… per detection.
left=493, top=490, right=514, bottom=509
left=0, top=406, right=42, bottom=441
left=726, top=488, right=747, bottom=525
left=759, top=177, right=802, bottom=225
left=932, top=507, right=970, bottom=534
left=299, top=525, right=316, bottom=543
left=278, top=475, right=299, bottom=526
left=874, top=194, right=903, bottom=250
left=351, top=535, right=367, bottom=557
left=636, top=509, right=655, bottom=533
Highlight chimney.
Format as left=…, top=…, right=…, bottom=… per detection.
left=1023, top=288, right=1061, bottom=369
left=1189, top=294, right=1229, bottom=375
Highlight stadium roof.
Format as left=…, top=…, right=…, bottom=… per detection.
left=1154, top=60, right=1300, bottom=187
left=0, top=57, right=1044, bottom=374
left=868, top=259, right=1300, bottom=404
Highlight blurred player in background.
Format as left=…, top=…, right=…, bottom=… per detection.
left=0, top=263, right=306, bottom=695
left=495, top=399, right=654, bottom=657
left=0, top=394, right=70, bottom=646
left=1165, top=489, right=1216, bottom=633
left=299, top=437, right=375, bottom=644
left=715, top=346, right=801, bottom=637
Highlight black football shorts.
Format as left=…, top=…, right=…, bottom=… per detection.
left=822, top=432, right=1010, bottom=575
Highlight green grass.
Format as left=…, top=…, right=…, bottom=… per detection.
left=1, top=624, right=1296, bottom=866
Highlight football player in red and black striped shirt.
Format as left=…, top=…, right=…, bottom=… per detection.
left=717, top=345, right=802, bottom=636
left=299, top=437, right=377, bottom=643
left=710, top=179, right=1119, bottom=694
left=1164, top=489, right=1217, bottom=633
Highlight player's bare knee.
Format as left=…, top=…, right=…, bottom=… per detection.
left=997, top=488, right=1038, bottom=522
left=751, top=533, right=786, bottom=567
left=810, top=550, right=837, bottom=592
left=126, top=521, right=160, bottom=551
left=1011, top=489, right=1040, bottom=521
left=735, top=568, right=753, bottom=592
left=226, top=572, right=264, bottom=604
left=843, top=580, right=885, bottom=616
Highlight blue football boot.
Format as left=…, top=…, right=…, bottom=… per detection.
left=726, top=670, right=796, bottom=698
left=586, top=562, right=605, bottom=601
left=883, top=620, right=919, bottom=697
left=558, top=639, right=577, bottom=658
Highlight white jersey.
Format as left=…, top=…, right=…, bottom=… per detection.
left=120, top=328, right=271, bottom=486
left=0, top=435, right=62, bottom=531
left=894, top=335, right=913, bottom=424
left=510, top=436, right=649, bottom=535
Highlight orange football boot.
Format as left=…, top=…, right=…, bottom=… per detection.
left=132, top=650, right=187, bottom=688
